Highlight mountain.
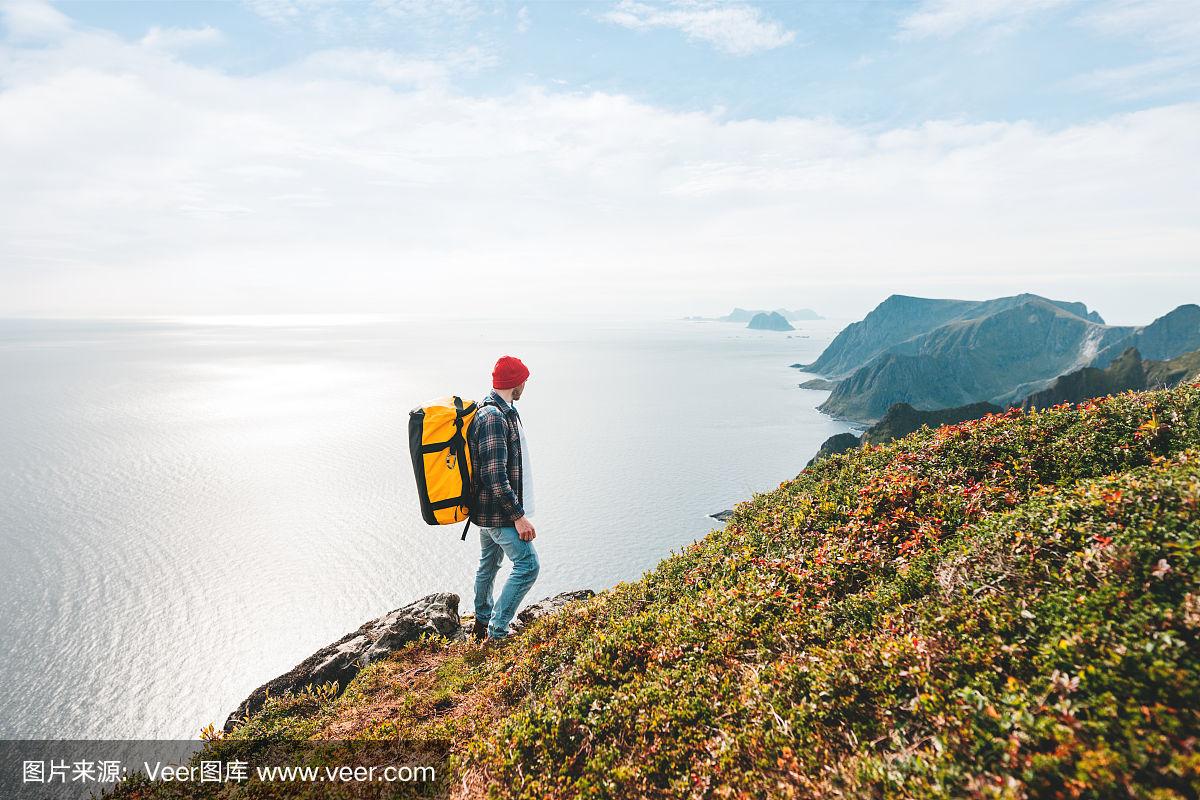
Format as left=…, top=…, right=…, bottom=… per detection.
left=131, top=385, right=1200, bottom=799
left=818, top=297, right=1133, bottom=421
left=1093, top=304, right=1200, bottom=367
left=746, top=311, right=794, bottom=331
left=1148, top=348, right=1200, bottom=387
left=1024, top=346, right=1200, bottom=410
left=811, top=347, right=1200, bottom=462
left=806, top=295, right=1200, bottom=424
left=796, top=295, right=981, bottom=379
left=1021, top=347, right=1147, bottom=410
left=796, top=293, right=1105, bottom=380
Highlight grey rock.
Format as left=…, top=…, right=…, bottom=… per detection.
left=509, top=590, right=596, bottom=634
left=226, top=587, right=598, bottom=732
left=710, top=509, right=735, bottom=521
left=807, top=432, right=863, bottom=467
left=223, top=592, right=461, bottom=732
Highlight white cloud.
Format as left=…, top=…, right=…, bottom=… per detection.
left=516, top=5, right=531, bottom=34
left=1066, top=54, right=1200, bottom=100
left=1068, top=0, right=1200, bottom=101
left=140, top=25, right=224, bottom=50
left=600, top=0, right=795, bottom=56
left=244, top=0, right=483, bottom=34
left=0, top=0, right=72, bottom=40
left=283, top=46, right=492, bottom=86
left=898, top=0, right=1073, bottom=40
left=1078, top=0, right=1200, bottom=50
left=0, top=5, right=1198, bottom=317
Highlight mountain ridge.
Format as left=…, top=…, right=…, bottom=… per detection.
left=810, top=347, right=1200, bottom=463
left=797, top=293, right=1105, bottom=380
left=804, top=295, right=1197, bottom=423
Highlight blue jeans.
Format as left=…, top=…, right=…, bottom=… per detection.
left=473, top=525, right=540, bottom=639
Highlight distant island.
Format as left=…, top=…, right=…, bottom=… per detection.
left=686, top=306, right=824, bottom=323
left=746, top=311, right=793, bottom=331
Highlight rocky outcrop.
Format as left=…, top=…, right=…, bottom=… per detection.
left=797, top=377, right=839, bottom=390
left=747, top=311, right=794, bottom=331
left=224, top=589, right=593, bottom=732
left=223, top=592, right=461, bottom=732
left=806, top=432, right=863, bottom=466
left=509, top=590, right=596, bottom=634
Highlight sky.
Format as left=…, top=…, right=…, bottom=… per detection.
left=1, top=0, right=1198, bottom=324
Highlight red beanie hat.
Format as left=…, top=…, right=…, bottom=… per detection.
left=492, top=355, right=530, bottom=390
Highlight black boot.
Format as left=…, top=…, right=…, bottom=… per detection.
left=471, top=619, right=488, bottom=641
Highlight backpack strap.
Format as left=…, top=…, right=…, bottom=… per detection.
left=452, top=396, right=476, bottom=541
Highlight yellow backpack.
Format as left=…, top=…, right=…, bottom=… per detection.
left=408, top=396, right=478, bottom=539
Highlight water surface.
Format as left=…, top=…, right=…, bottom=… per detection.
left=0, top=315, right=850, bottom=737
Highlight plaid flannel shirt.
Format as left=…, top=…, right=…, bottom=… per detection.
left=468, top=389, right=524, bottom=527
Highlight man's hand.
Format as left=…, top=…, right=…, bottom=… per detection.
left=515, top=516, right=536, bottom=541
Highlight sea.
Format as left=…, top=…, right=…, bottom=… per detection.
left=0, top=315, right=853, bottom=738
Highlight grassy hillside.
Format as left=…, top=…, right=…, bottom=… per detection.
left=145, top=386, right=1200, bottom=799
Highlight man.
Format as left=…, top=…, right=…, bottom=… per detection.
left=469, top=355, right=539, bottom=642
